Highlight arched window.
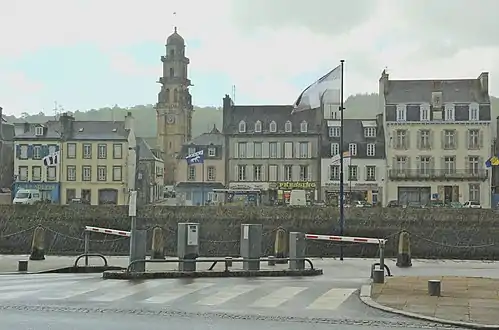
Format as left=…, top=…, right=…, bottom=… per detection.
left=300, top=121, right=308, bottom=132
left=174, top=89, right=178, bottom=102
left=254, top=120, right=262, bottom=132
left=285, top=120, right=292, bottom=132
left=169, top=68, right=174, bottom=77
left=238, top=120, right=246, bottom=133
left=269, top=121, right=277, bottom=133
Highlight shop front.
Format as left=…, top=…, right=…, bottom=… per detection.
left=226, top=182, right=271, bottom=205
left=12, top=182, right=60, bottom=203
left=323, top=183, right=381, bottom=206
left=275, top=181, right=317, bottom=205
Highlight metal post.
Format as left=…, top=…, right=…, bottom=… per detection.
left=339, top=59, right=345, bottom=261
left=201, top=160, right=205, bottom=206
left=84, top=231, right=90, bottom=267
left=379, top=240, right=385, bottom=273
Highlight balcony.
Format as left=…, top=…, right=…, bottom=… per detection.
left=157, top=76, right=192, bottom=86
left=388, top=169, right=488, bottom=181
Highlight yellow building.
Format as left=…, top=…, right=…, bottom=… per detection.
left=59, top=112, right=137, bottom=205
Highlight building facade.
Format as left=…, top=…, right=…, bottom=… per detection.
left=223, top=95, right=322, bottom=204
left=155, top=27, right=194, bottom=185
left=59, top=112, right=137, bottom=205
left=136, top=138, right=164, bottom=205
left=0, top=107, right=15, bottom=190
left=175, top=125, right=225, bottom=205
left=321, top=116, right=386, bottom=205
left=380, top=70, right=492, bottom=207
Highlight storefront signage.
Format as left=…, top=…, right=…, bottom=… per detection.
left=277, top=182, right=316, bottom=190
left=15, top=182, right=59, bottom=191
left=229, top=182, right=269, bottom=190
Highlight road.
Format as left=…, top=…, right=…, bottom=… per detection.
left=0, top=272, right=463, bottom=330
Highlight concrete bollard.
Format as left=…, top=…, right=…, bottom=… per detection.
left=225, top=257, right=233, bottom=267
left=428, top=280, right=441, bottom=296
left=268, top=256, right=276, bottom=266
left=18, top=260, right=28, bottom=272
left=151, top=227, right=165, bottom=260
left=396, top=231, right=412, bottom=268
left=372, top=269, right=385, bottom=284
left=274, top=227, right=288, bottom=264
left=29, top=226, right=45, bottom=261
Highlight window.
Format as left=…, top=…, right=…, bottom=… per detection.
left=284, top=165, right=292, bottom=181
left=169, top=68, right=174, bottom=77
left=418, top=130, right=431, bottom=150
left=67, top=143, right=76, bottom=158
left=366, top=166, right=376, bottom=181
left=269, top=121, right=277, bottom=132
left=254, top=142, right=262, bottom=158
left=238, top=142, right=247, bottom=158
left=468, top=156, right=479, bottom=174
left=419, top=156, right=431, bottom=175
left=269, top=165, right=278, bottom=181
left=348, top=165, right=358, bottom=181
left=97, top=166, right=107, bottom=181
left=18, top=166, right=28, bottom=181
left=348, top=143, right=357, bottom=156
left=443, top=130, right=456, bottom=149
left=67, top=166, right=76, bottom=181
left=47, top=167, right=56, bottom=181
left=66, top=189, right=76, bottom=203
left=285, top=121, right=292, bottom=132
left=188, top=147, right=196, bottom=155
left=469, top=183, right=480, bottom=202
left=238, top=120, right=246, bottom=133
left=82, top=166, right=91, bottom=181
left=207, top=166, right=216, bottom=181
left=395, top=130, right=408, bottom=149
left=269, top=142, right=277, bottom=158
left=98, top=144, right=107, bottom=159
left=35, top=126, right=43, bottom=136
left=20, top=145, right=28, bottom=159
left=254, top=120, right=262, bottom=132
left=208, top=147, right=216, bottom=157
left=188, top=166, right=196, bottom=181
left=330, top=143, right=339, bottom=156
left=299, top=165, right=309, bottom=180
left=367, top=143, right=375, bottom=156
left=299, top=142, right=308, bottom=158
left=82, top=144, right=92, bottom=159
left=395, top=156, right=407, bottom=173
left=81, top=189, right=91, bottom=204
left=330, top=165, right=339, bottom=180
left=329, top=127, right=340, bottom=137
left=300, top=121, right=308, bottom=133
left=112, top=144, right=122, bottom=159
left=420, top=104, right=430, bottom=121
left=112, top=166, right=122, bottom=181
left=469, top=103, right=479, bottom=121
left=444, top=104, right=455, bottom=121
left=33, top=145, right=41, bottom=159
left=444, top=156, right=456, bottom=174
left=237, top=165, right=247, bottom=181
left=468, top=129, right=480, bottom=149
left=364, top=127, right=376, bottom=137
left=284, top=142, right=293, bottom=158
left=254, top=165, right=262, bottom=181
left=396, top=104, right=406, bottom=121
left=32, top=166, right=41, bottom=181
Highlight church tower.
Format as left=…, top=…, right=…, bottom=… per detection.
left=156, top=27, right=194, bottom=184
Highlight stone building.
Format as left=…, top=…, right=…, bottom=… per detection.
left=0, top=107, right=15, bottom=191
left=155, top=27, right=194, bottom=184
left=380, top=70, right=492, bottom=207
left=222, top=95, right=322, bottom=205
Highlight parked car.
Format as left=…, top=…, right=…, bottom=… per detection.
left=387, top=200, right=399, bottom=208
left=463, top=201, right=481, bottom=209
left=354, top=201, right=372, bottom=208
left=447, top=201, right=463, bottom=208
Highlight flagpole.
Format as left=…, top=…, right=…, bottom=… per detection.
left=201, top=160, right=205, bottom=206
left=339, top=60, right=345, bottom=261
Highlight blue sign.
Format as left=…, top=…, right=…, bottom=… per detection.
left=186, top=150, right=204, bottom=165
left=13, top=182, right=60, bottom=203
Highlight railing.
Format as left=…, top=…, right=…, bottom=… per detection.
left=388, top=169, right=488, bottom=181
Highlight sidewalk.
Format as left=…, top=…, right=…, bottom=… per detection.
left=370, top=276, right=499, bottom=326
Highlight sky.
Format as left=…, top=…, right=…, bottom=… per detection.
left=1, top=0, right=499, bottom=117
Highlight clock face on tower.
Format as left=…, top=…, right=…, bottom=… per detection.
left=166, top=115, right=175, bottom=124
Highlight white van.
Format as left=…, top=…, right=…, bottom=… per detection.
left=13, top=189, right=42, bottom=205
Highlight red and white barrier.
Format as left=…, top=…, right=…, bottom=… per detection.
left=305, top=233, right=386, bottom=245
left=85, top=226, right=130, bottom=237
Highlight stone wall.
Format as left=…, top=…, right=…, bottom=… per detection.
left=0, top=205, right=498, bottom=259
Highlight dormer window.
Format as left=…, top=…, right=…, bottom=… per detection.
left=469, top=103, right=479, bottom=121
left=364, top=127, right=376, bottom=137
left=238, top=120, right=246, bottom=133
left=444, top=103, right=455, bottom=121
left=35, top=126, right=43, bottom=136
left=396, top=104, right=407, bottom=121
left=269, top=121, right=277, bottom=133
left=285, top=121, right=292, bottom=132
left=300, top=121, right=308, bottom=133
left=420, top=103, right=430, bottom=121
left=208, top=147, right=216, bottom=157
left=254, top=120, right=262, bottom=133
left=188, top=147, right=196, bottom=155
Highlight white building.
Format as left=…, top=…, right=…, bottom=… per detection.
left=380, top=70, right=492, bottom=207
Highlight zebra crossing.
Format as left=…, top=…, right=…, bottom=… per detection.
left=0, top=274, right=361, bottom=314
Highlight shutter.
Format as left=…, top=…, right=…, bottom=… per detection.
left=261, top=165, right=265, bottom=181
left=454, top=130, right=458, bottom=149
left=42, top=145, right=49, bottom=157
left=308, top=142, right=312, bottom=158
left=417, top=130, right=421, bottom=149
left=276, top=142, right=282, bottom=158
left=479, top=130, right=484, bottom=148
left=429, top=129, right=434, bottom=149
left=234, top=165, right=239, bottom=181
left=27, top=145, right=33, bottom=159
left=464, top=156, right=469, bottom=172
left=416, top=158, right=420, bottom=172
left=262, top=142, right=269, bottom=158
left=365, top=166, right=369, bottom=181
left=247, top=142, right=254, bottom=158
left=234, top=142, right=239, bottom=158
left=479, top=157, right=484, bottom=174
left=405, top=131, right=410, bottom=150
left=15, top=145, right=21, bottom=159
left=430, top=157, right=435, bottom=174
left=294, top=142, right=300, bottom=159
left=307, top=165, right=312, bottom=181
left=441, top=156, right=445, bottom=173
left=248, top=165, right=253, bottom=181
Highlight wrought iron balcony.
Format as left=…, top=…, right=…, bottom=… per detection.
left=388, top=169, right=488, bottom=181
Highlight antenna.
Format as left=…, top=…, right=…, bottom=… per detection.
left=232, top=85, right=236, bottom=103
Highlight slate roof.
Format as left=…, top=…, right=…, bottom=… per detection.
left=188, top=125, right=224, bottom=145
left=0, top=123, right=15, bottom=141
left=69, top=121, right=128, bottom=141
left=137, top=137, right=162, bottom=161
left=14, top=121, right=62, bottom=140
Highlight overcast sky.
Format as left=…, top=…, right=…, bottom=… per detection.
left=1, top=0, right=497, bottom=116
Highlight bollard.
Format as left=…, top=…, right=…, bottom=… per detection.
left=225, top=257, right=233, bottom=267
left=30, top=226, right=45, bottom=260
left=428, top=280, right=441, bottom=296
left=274, top=227, right=288, bottom=264
left=289, top=232, right=306, bottom=270
left=372, top=269, right=384, bottom=284
left=151, top=227, right=165, bottom=260
left=396, top=231, right=412, bottom=268
left=268, top=256, right=276, bottom=266
left=18, top=260, right=28, bottom=272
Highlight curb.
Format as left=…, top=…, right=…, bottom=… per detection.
left=0, top=266, right=125, bottom=275
left=103, top=268, right=323, bottom=279
left=359, top=284, right=499, bottom=330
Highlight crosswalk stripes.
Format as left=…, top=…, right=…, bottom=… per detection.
left=88, top=281, right=164, bottom=302
left=37, top=280, right=122, bottom=300
left=306, top=288, right=357, bottom=310
left=143, top=282, right=214, bottom=304
left=249, top=287, right=307, bottom=308
left=195, top=285, right=255, bottom=306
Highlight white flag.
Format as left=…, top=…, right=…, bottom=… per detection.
left=292, top=65, right=342, bottom=113
left=43, top=151, right=59, bottom=167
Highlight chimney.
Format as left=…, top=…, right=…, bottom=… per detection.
left=59, top=112, right=75, bottom=139
left=479, top=72, right=489, bottom=94
left=125, top=111, right=134, bottom=130
left=379, top=69, right=389, bottom=95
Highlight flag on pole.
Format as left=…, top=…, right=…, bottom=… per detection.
left=42, top=151, right=60, bottom=167
left=186, top=150, right=204, bottom=165
left=292, top=65, right=342, bottom=114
